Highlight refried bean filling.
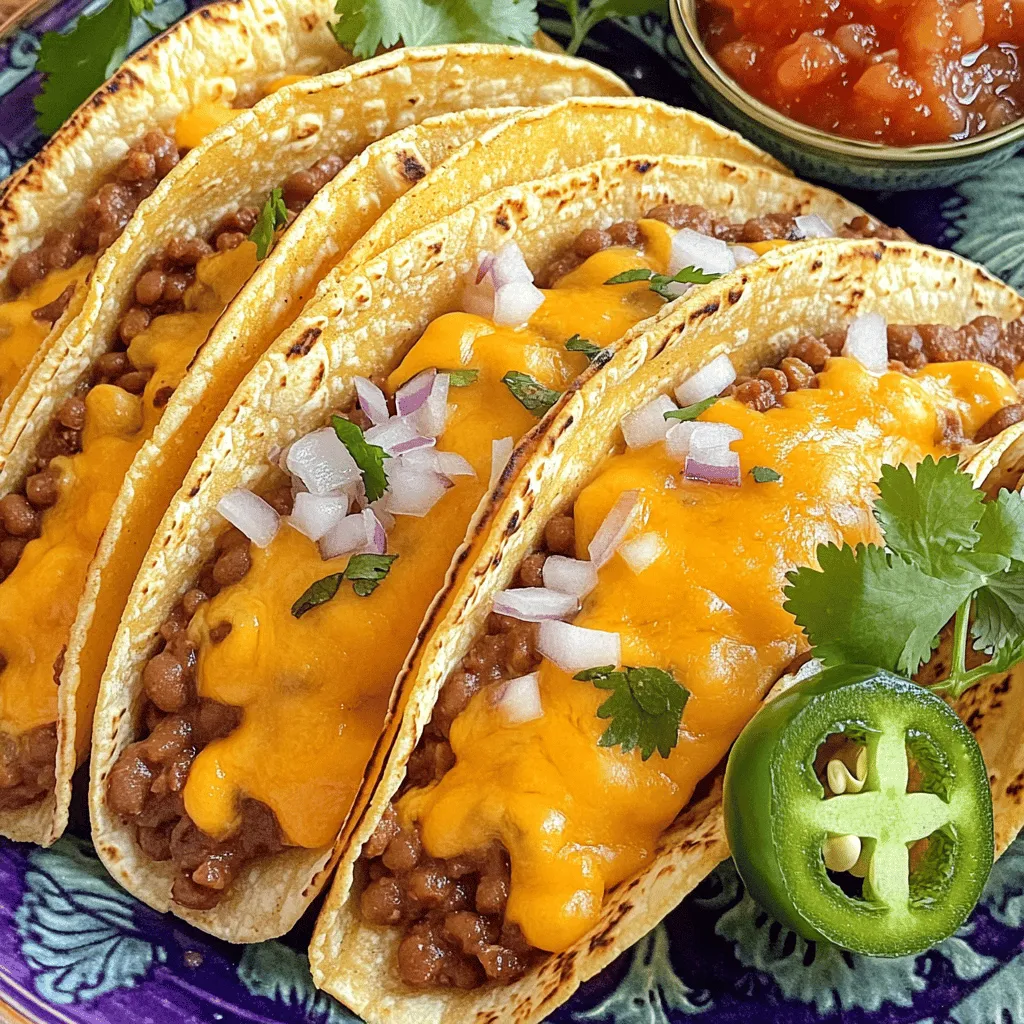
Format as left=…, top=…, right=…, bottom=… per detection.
left=356, top=320, right=1024, bottom=992
left=105, top=209, right=1019, bottom=918
left=0, top=155, right=346, bottom=812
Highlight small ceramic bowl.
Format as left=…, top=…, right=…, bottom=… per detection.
left=669, top=0, right=1024, bottom=191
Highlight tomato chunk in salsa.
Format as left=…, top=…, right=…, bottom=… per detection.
left=698, top=0, right=1024, bottom=145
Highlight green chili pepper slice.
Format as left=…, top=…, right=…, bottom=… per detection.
left=724, top=664, right=993, bottom=957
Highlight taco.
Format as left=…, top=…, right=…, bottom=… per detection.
left=0, top=0, right=348, bottom=419
left=0, top=47, right=631, bottom=848
left=303, top=239, right=1024, bottom=1022
left=89, top=152, right=892, bottom=942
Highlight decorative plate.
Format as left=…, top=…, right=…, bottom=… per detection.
left=1, top=7, right=1024, bottom=1024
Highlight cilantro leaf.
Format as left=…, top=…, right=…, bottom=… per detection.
left=784, top=543, right=973, bottom=677
left=35, top=0, right=136, bottom=135
left=331, top=415, right=390, bottom=502
left=665, top=396, right=719, bottom=422
left=291, top=572, right=345, bottom=618
left=331, top=0, right=538, bottom=58
left=444, top=368, right=480, bottom=387
left=248, top=188, right=289, bottom=261
left=575, top=665, right=688, bottom=760
left=972, top=569, right=1024, bottom=654
left=291, top=553, right=398, bottom=615
left=751, top=466, right=782, bottom=483
left=565, top=334, right=604, bottom=362
left=345, top=553, right=399, bottom=597
left=976, top=489, right=1024, bottom=562
left=874, top=457, right=985, bottom=576
left=501, top=371, right=562, bottom=416
left=605, top=265, right=721, bottom=301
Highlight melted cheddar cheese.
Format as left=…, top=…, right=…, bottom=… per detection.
left=0, top=243, right=255, bottom=739
left=179, top=225, right=678, bottom=847
left=174, top=74, right=312, bottom=151
left=0, top=257, right=94, bottom=405
left=401, top=356, right=1019, bottom=954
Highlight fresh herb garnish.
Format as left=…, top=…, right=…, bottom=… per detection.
left=565, top=334, right=603, bottom=362
left=575, top=665, right=689, bottom=760
left=665, top=396, right=719, bottom=422
left=605, top=265, right=721, bottom=301
left=550, top=0, right=669, bottom=55
left=291, top=553, right=399, bottom=616
left=444, top=368, right=480, bottom=387
left=784, top=455, right=1024, bottom=697
left=751, top=466, right=783, bottom=483
left=248, top=188, right=289, bottom=261
left=331, top=415, right=389, bottom=503
left=330, top=0, right=538, bottom=57
left=34, top=0, right=158, bottom=135
left=501, top=371, right=562, bottom=416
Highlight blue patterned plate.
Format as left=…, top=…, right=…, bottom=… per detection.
left=2, top=7, right=1024, bottom=1024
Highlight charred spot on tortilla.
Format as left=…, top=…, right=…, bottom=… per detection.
left=398, top=152, right=427, bottom=181
left=633, top=159, right=653, bottom=174
left=495, top=212, right=511, bottom=231
left=287, top=326, right=321, bottom=359
left=811, top=258, right=823, bottom=271
left=504, top=510, right=520, bottom=536
left=427, top=241, right=442, bottom=256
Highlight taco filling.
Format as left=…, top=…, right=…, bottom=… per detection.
left=0, top=77, right=310, bottom=405
left=354, top=314, right=1024, bottom=990
left=101, top=203, right=898, bottom=908
left=0, top=154, right=346, bottom=812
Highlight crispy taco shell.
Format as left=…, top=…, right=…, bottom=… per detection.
left=306, top=239, right=1024, bottom=1024
left=1, top=47, right=632, bottom=847
left=89, top=155, right=869, bottom=940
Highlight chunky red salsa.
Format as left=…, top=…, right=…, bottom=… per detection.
left=698, top=0, right=1024, bottom=145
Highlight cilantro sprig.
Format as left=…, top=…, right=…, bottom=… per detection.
left=291, top=553, right=399, bottom=616
left=330, top=0, right=538, bottom=57
left=606, top=265, right=721, bottom=301
left=784, top=456, right=1024, bottom=698
left=502, top=371, right=562, bottom=416
left=565, top=334, right=604, bottom=362
left=331, top=415, right=389, bottom=503
left=328, top=0, right=666, bottom=59
left=665, top=396, right=719, bottom=422
left=575, top=665, right=689, bottom=760
left=751, top=466, right=782, bottom=483
left=248, top=189, right=289, bottom=261
left=444, top=368, right=480, bottom=387
left=34, top=0, right=158, bottom=135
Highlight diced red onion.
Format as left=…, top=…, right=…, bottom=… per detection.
left=669, top=228, right=736, bottom=277
left=493, top=672, right=542, bottom=725
left=588, top=490, right=641, bottom=568
left=493, top=281, right=545, bottom=327
left=620, top=394, right=677, bottom=450
left=361, top=508, right=387, bottom=555
left=685, top=447, right=741, bottom=486
left=795, top=214, right=835, bottom=239
left=537, top=620, right=621, bottom=674
left=842, top=312, right=888, bottom=374
left=491, top=241, right=535, bottom=288
left=395, top=368, right=436, bottom=417
left=542, top=555, right=598, bottom=599
left=412, top=373, right=450, bottom=437
left=217, top=489, right=280, bottom=548
left=665, top=421, right=742, bottom=462
left=320, top=512, right=370, bottom=559
left=365, top=416, right=420, bottom=454
left=384, top=464, right=450, bottom=517
left=493, top=587, right=579, bottom=622
left=490, top=436, right=513, bottom=489
left=288, top=492, right=350, bottom=542
left=390, top=434, right=436, bottom=456
left=369, top=500, right=395, bottom=532
left=433, top=450, right=475, bottom=477
left=286, top=427, right=361, bottom=495
left=476, top=251, right=495, bottom=284
left=354, top=376, right=390, bottom=426
left=619, top=531, right=666, bottom=574
left=674, top=354, right=737, bottom=406
left=463, top=279, right=494, bottom=318
left=731, top=245, right=759, bottom=267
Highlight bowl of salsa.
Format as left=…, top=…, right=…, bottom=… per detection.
left=670, top=0, right=1024, bottom=189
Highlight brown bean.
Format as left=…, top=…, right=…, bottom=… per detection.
left=608, top=220, right=641, bottom=247
left=119, top=306, right=151, bottom=343
left=383, top=826, right=422, bottom=873
left=573, top=228, right=612, bottom=259
left=166, top=237, right=213, bottom=267
left=143, top=651, right=191, bottom=713
left=162, top=272, right=191, bottom=303
left=117, top=149, right=156, bottom=183
left=0, top=494, right=39, bottom=537
left=780, top=357, right=816, bottom=392
left=212, top=544, right=251, bottom=587
left=25, top=470, right=59, bottom=509
left=976, top=403, right=1024, bottom=443
left=0, top=537, right=27, bottom=574
left=757, top=367, right=789, bottom=401
left=106, top=747, right=154, bottom=817
left=135, top=270, right=167, bottom=306
left=544, top=515, right=575, bottom=556
left=115, top=370, right=150, bottom=395
left=517, top=552, right=546, bottom=588
left=787, top=336, right=831, bottom=371
left=363, top=805, right=400, bottom=859
left=31, top=283, right=76, bottom=325
left=57, top=396, right=87, bottom=429
left=360, top=877, right=404, bottom=925
left=215, top=231, right=246, bottom=252
left=182, top=588, right=208, bottom=619
left=95, top=352, right=130, bottom=383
